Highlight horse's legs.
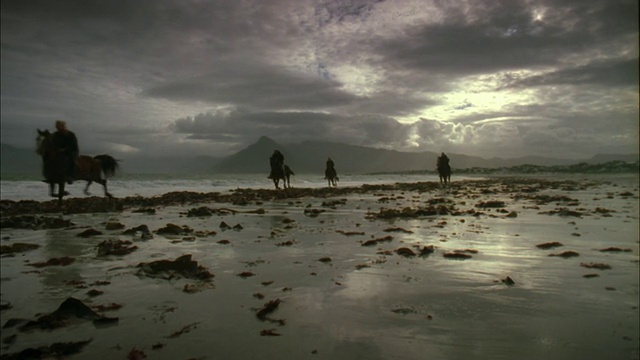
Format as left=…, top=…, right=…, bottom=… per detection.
left=102, top=180, right=112, bottom=198
left=57, top=182, right=65, bottom=206
left=84, top=180, right=92, bottom=195
left=49, top=183, right=56, bottom=197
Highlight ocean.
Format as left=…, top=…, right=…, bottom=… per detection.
left=0, top=173, right=446, bottom=202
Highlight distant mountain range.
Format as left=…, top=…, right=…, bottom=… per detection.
left=209, top=136, right=639, bottom=174
left=2, top=138, right=638, bottom=176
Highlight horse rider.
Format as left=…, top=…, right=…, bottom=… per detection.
left=268, top=150, right=285, bottom=179
left=326, top=157, right=335, bottom=170
left=437, top=152, right=450, bottom=168
left=52, top=120, right=79, bottom=184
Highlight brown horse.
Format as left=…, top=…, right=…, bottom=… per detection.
left=437, top=163, right=451, bottom=185
left=36, top=129, right=119, bottom=204
left=324, top=166, right=338, bottom=187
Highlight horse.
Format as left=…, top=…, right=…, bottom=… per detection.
left=36, top=129, right=119, bottom=204
left=437, top=163, right=451, bottom=185
left=268, top=158, right=287, bottom=190
left=325, top=166, right=339, bottom=187
left=284, top=164, right=294, bottom=189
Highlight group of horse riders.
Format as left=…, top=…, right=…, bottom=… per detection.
left=269, top=149, right=451, bottom=189
left=41, top=119, right=451, bottom=195
left=268, top=150, right=340, bottom=189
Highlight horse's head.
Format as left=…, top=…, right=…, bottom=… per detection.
left=36, top=129, right=52, bottom=156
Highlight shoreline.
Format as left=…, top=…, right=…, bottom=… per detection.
left=2, top=176, right=637, bottom=218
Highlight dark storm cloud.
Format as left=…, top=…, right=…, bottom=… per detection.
left=1, top=0, right=638, bottom=161
left=171, top=109, right=411, bottom=148
left=143, top=62, right=362, bottom=111
left=502, top=58, right=640, bottom=88
left=374, top=0, right=638, bottom=76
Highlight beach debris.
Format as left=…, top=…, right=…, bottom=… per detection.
left=217, top=239, right=231, bottom=244
left=303, top=208, right=326, bottom=217
left=28, top=256, right=75, bottom=267
left=505, top=211, right=518, bottom=218
left=92, top=303, right=122, bottom=312
left=262, top=281, right=275, bottom=286
left=183, top=282, right=214, bottom=293
left=361, top=235, right=393, bottom=247
left=599, top=247, right=632, bottom=252
left=501, top=276, right=516, bottom=285
left=1, top=340, right=92, bottom=359
left=336, top=230, right=365, bottom=236
left=0, top=215, right=74, bottom=230
left=5, top=297, right=117, bottom=332
left=580, top=262, right=611, bottom=270
left=391, top=307, right=418, bottom=315
left=97, top=239, right=138, bottom=256
left=256, top=299, right=282, bottom=320
left=366, top=205, right=451, bottom=219
left=417, top=245, right=436, bottom=256
left=536, top=242, right=563, bottom=249
left=443, top=252, right=472, bottom=259
left=186, top=206, right=234, bottom=217
left=475, top=200, right=506, bottom=208
left=260, top=328, right=281, bottom=336
left=539, top=208, right=586, bottom=217
left=583, top=273, right=599, bottom=278
left=127, top=347, right=147, bottom=360
left=77, top=228, right=103, bottom=238
left=383, top=227, right=413, bottom=233
left=0, top=242, right=40, bottom=256
left=219, top=221, right=243, bottom=231
left=166, top=322, right=200, bottom=338
left=136, top=254, right=214, bottom=281
left=238, top=271, right=256, bottom=278
left=156, top=223, right=193, bottom=236
left=254, top=293, right=265, bottom=299
left=105, top=221, right=125, bottom=230
left=395, top=247, right=416, bottom=257
left=122, top=224, right=153, bottom=239
left=318, top=257, right=332, bottom=263
left=86, top=289, right=104, bottom=297
left=549, top=251, right=580, bottom=258
left=355, top=264, right=370, bottom=270
left=593, top=207, right=614, bottom=216
left=276, top=240, right=297, bottom=246
left=321, top=199, right=347, bottom=207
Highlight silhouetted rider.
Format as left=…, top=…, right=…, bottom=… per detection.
left=268, top=150, right=285, bottom=179
left=52, top=120, right=79, bottom=184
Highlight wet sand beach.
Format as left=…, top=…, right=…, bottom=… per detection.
left=1, top=175, right=638, bottom=360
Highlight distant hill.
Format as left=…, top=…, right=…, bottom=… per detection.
left=211, top=136, right=639, bottom=174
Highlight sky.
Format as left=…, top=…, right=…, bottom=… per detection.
left=1, top=0, right=638, bottom=161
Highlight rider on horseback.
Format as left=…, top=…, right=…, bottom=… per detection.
left=268, top=150, right=284, bottom=179
left=437, top=152, right=449, bottom=168
left=52, top=120, right=79, bottom=184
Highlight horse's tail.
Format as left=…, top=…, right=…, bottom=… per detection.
left=94, top=154, right=119, bottom=177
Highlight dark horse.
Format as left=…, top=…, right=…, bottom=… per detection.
left=36, top=129, right=119, bottom=204
left=283, top=164, right=294, bottom=189
left=437, top=161, right=451, bottom=185
left=268, top=155, right=287, bottom=190
left=325, top=161, right=339, bottom=187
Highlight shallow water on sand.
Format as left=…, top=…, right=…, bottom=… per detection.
left=1, top=175, right=638, bottom=360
